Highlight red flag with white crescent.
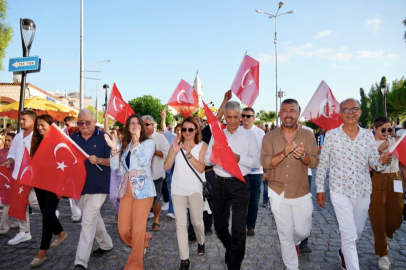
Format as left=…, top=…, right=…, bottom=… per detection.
left=391, top=132, right=406, bottom=166
left=203, top=100, right=245, bottom=183
left=8, top=147, right=32, bottom=221
left=301, top=81, right=343, bottom=131
left=21, top=124, right=88, bottom=200
left=167, top=79, right=199, bottom=118
left=0, top=166, right=14, bottom=205
left=230, top=54, right=259, bottom=108
left=107, top=83, right=135, bottom=125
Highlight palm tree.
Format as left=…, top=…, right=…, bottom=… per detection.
left=404, top=17, right=406, bottom=42
left=256, top=110, right=276, bottom=124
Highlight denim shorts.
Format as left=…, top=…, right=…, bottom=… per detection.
left=153, top=177, right=164, bottom=205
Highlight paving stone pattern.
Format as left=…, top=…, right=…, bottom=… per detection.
left=1, top=178, right=406, bottom=269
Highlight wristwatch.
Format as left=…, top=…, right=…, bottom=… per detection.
left=300, top=152, right=306, bottom=160
left=187, top=155, right=193, bottom=160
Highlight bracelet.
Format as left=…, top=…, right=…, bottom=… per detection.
left=187, top=155, right=193, bottom=160
left=300, top=152, right=306, bottom=160
left=111, top=149, right=117, bottom=157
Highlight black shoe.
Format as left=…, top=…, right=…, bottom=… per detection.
left=299, top=244, right=313, bottom=254
left=179, top=259, right=190, bottom=270
left=91, top=248, right=112, bottom=258
left=205, top=228, right=213, bottom=236
left=197, top=243, right=205, bottom=256
left=73, top=264, right=86, bottom=270
left=263, top=201, right=269, bottom=208
left=247, top=227, right=255, bottom=236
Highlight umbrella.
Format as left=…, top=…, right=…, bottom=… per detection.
left=0, top=96, right=78, bottom=121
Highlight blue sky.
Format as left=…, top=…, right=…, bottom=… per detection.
left=1, top=0, right=405, bottom=116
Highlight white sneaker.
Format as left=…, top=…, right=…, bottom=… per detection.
left=55, top=210, right=59, bottom=219
left=166, top=213, right=175, bottom=219
left=8, top=232, right=32, bottom=245
left=148, top=213, right=154, bottom=219
left=378, top=256, right=391, bottom=270
left=161, top=202, right=169, bottom=211
left=72, top=215, right=81, bottom=222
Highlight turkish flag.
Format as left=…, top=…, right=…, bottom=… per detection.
left=107, top=83, right=135, bottom=125
left=301, top=81, right=343, bottom=131
left=0, top=166, right=14, bottom=205
left=8, top=148, right=32, bottom=221
left=21, top=124, right=88, bottom=200
left=391, top=132, right=406, bottom=166
left=203, top=101, right=245, bottom=183
left=167, top=79, right=199, bottom=118
left=230, top=54, right=259, bottom=108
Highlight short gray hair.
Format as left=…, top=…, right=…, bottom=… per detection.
left=340, top=98, right=361, bottom=109
left=142, top=115, right=155, bottom=124
left=224, top=101, right=241, bottom=114
left=78, top=109, right=95, bottom=120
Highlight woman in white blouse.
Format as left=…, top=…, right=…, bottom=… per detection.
left=369, top=116, right=406, bottom=270
left=164, top=116, right=207, bottom=270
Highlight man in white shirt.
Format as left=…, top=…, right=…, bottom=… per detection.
left=241, top=107, right=265, bottom=237
left=396, top=120, right=406, bottom=137
left=205, top=101, right=260, bottom=270
left=142, top=115, right=169, bottom=231
left=316, top=98, right=392, bottom=270
left=3, top=110, right=40, bottom=245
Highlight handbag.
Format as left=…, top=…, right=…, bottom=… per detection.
left=180, top=148, right=212, bottom=201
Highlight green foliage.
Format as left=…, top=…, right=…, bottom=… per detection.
left=0, top=0, right=13, bottom=71
left=86, top=105, right=114, bottom=125
left=301, top=120, right=319, bottom=131
left=128, top=95, right=174, bottom=130
left=387, top=77, right=406, bottom=120
left=359, top=88, right=371, bottom=128
left=256, top=110, right=276, bottom=124
left=403, top=17, right=406, bottom=41
left=368, top=77, right=386, bottom=123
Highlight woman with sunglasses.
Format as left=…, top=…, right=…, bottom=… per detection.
left=29, top=115, right=67, bottom=268
left=369, top=116, right=406, bottom=270
left=164, top=116, right=207, bottom=270
left=105, top=114, right=155, bottom=270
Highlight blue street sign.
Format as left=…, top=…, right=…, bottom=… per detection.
left=9, top=56, right=40, bottom=72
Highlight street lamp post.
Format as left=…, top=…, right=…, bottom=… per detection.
left=102, top=84, right=110, bottom=112
left=18, top=18, right=36, bottom=132
left=256, top=2, right=295, bottom=126
left=278, top=89, right=285, bottom=106
left=381, top=84, right=387, bottom=117
left=95, top=60, right=111, bottom=122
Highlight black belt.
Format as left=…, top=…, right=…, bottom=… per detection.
left=215, top=174, right=237, bottom=182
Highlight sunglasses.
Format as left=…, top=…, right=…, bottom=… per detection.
left=181, top=128, right=196, bottom=133
left=380, top=128, right=393, bottom=133
left=241, top=114, right=254, bottom=118
left=77, top=121, right=92, bottom=126
left=145, top=123, right=154, bottom=127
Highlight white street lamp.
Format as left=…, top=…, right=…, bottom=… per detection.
left=255, top=2, right=295, bottom=126
left=381, top=84, right=387, bottom=117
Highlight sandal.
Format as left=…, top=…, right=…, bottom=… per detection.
left=197, top=243, right=205, bottom=256
left=151, top=223, right=160, bottom=231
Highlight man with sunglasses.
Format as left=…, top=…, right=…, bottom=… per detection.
left=241, top=107, right=265, bottom=237
left=71, top=109, right=113, bottom=270
left=316, top=98, right=392, bottom=270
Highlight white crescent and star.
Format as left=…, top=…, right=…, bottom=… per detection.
left=241, top=69, right=252, bottom=88
left=0, top=172, right=11, bottom=189
left=54, top=143, right=78, bottom=171
left=20, top=166, right=34, bottom=184
left=113, top=96, right=118, bottom=111
left=18, top=186, right=24, bottom=194
left=177, top=90, right=186, bottom=103
left=320, top=99, right=332, bottom=118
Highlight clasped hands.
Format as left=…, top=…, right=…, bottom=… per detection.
left=284, top=142, right=305, bottom=159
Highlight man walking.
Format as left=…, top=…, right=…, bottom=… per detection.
left=261, top=99, right=319, bottom=270
left=72, top=109, right=113, bottom=270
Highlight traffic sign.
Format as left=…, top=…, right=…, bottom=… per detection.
left=9, top=56, right=41, bottom=73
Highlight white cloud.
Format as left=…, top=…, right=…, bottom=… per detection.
left=257, top=53, right=274, bottom=63
left=339, top=46, right=347, bottom=51
left=383, top=62, right=390, bottom=66
left=362, top=15, right=382, bottom=33
left=328, top=63, right=338, bottom=68
left=333, top=52, right=353, bottom=62
left=314, top=30, right=332, bottom=39
left=387, top=54, right=397, bottom=60
left=356, top=50, right=384, bottom=59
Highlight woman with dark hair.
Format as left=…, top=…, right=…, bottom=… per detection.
left=369, top=116, right=406, bottom=270
left=105, top=114, right=155, bottom=270
left=164, top=116, right=208, bottom=270
left=29, top=114, right=67, bottom=268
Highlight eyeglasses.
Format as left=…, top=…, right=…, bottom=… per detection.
left=168, top=127, right=172, bottom=130
left=241, top=114, right=254, bottom=118
left=77, top=121, right=92, bottom=126
left=380, top=128, right=393, bottom=133
left=145, top=123, right=154, bottom=127
left=341, top=107, right=360, bottom=114
left=181, top=128, right=196, bottom=133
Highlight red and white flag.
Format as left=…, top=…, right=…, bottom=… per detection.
left=230, top=54, right=259, bottom=108
left=167, top=79, right=199, bottom=118
left=107, top=83, right=135, bottom=125
left=21, top=124, right=88, bottom=200
left=301, top=81, right=343, bottom=131
left=391, top=132, right=406, bottom=166
left=203, top=100, right=245, bottom=183
left=8, top=148, right=32, bottom=221
left=0, top=166, right=14, bottom=205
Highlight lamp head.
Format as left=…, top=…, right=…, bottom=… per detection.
left=255, top=9, right=264, bottom=13
left=103, top=84, right=109, bottom=90
left=21, top=18, right=36, bottom=52
left=289, top=10, right=296, bottom=14
left=278, top=2, right=284, bottom=8
left=380, top=84, right=387, bottom=95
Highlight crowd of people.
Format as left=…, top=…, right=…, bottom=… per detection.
left=0, top=92, right=405, bottom=270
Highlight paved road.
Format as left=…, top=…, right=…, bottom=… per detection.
left=1, top=179, right=406, bottom=270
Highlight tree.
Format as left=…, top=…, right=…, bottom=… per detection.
left=86, top=105, right=115, bottom=126
left=403, top=17, right=406, bottom=42
left=368, top=77, right=386, bottom=123
left=256, top=110, right=276, bottom=124
left=0, top=0, right=13, bottom=71
left=387, top=77, right=406, bottom=120
left=128, top=95, right=174, bottom=130
left=301, top=120, right=319, bottom=131
left=359, top=88, right=371, bottom=128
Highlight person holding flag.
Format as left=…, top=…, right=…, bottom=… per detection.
left=28, top=114, right=68, bottom=268
left=369, top=116, right=406, bottom=270
left=205, top=101, right=260, bottom=270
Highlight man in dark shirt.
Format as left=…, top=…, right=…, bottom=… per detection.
left=72, top=109, right=113, bottom=270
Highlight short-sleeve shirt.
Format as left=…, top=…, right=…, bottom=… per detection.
left=71, top=129, right=111, bottom=195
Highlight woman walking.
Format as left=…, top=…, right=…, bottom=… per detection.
left=164, top=116, right=207, bottom=270
left=29, top=115, right=67, bottom=267
left=369, top=116, right=406, bottom=270
left=105, top=114, right=155, bottom=270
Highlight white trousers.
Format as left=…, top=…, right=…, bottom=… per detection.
left=330, top=192, right=370, bottom=270
left=74, top=194, right=113, bottom=268
left=19, top=189, right=40, bottom=232
left=268, top=189, right=313, bottom=270
left=69, top=198, right=82, bottom=219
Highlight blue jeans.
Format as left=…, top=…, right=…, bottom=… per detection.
left=246, top=174, right=262, bottom=229
left=166, top=169, right=174, bottom=215
left=262, top=180, right=269, bottom=202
